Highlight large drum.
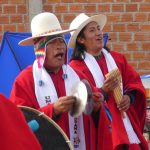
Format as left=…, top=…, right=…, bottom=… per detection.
left=19, top=106, right=73, bottom=150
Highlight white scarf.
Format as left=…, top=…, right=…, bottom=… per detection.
left=84, top=48, right=140, bottom=144
left=33, top=61, right=86, bottom=150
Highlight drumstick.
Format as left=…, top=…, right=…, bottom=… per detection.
left=106, top=68, right=126, bottom=118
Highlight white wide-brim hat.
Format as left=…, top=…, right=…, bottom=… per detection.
left=19, top=12, right=75, bottom=46
left=68, top=13, right=107, bottom=48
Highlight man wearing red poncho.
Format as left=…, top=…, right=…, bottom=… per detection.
left=10, top=12, right=105, bottom=150
left=68, top=13, right=148, bottom=150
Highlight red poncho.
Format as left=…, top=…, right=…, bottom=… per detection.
left=70, top=50, right=148, bottom=150
left=10, top=66, right=97, bottom=150
left=0, top=94, right=41, bottom=150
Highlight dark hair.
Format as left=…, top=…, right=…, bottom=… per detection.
left=70, top=27, right=86, bottom=61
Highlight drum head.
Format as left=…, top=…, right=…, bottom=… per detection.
left=70, top=80, right=93, bottom=117
left=19, top=106, right=72, bottom=150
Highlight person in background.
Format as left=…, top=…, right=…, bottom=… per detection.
left=68, top=13, right=148, bottom=150
left=0, top=94, right=41, bottom=150
left=10, top=12, right=103, bottom=150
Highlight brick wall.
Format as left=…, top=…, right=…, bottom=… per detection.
left=0, top=0, right=150, bottom=75
left=0, top=0, right=29, bottom=38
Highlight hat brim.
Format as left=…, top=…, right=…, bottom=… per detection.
left=68, top=14, right=107, bottom=48
left=19, top=29, right=75, bottom=46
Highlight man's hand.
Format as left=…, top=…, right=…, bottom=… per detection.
left=92, top=92, right=104, bottom=111
left=53, top=96, right=76, bottom=115
left=117, top=95, right=130, bottom=112
left=102, top=75, right=119, bottom=94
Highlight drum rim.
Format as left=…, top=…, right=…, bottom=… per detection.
left=18, top=105, right=73, bottom=150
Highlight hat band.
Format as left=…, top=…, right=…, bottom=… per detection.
left=34, top=28, right=62, bottom=37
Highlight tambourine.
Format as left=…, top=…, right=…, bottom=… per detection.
left=19, top=106, right=73, bottom=150
left=69, top=79, right=93, bottom=117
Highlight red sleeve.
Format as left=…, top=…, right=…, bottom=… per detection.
left=111, top=51, right=146, bottom=131
left=10, top=66, right=54, bottom=119
left=0, top=94, right=41, bottom=150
